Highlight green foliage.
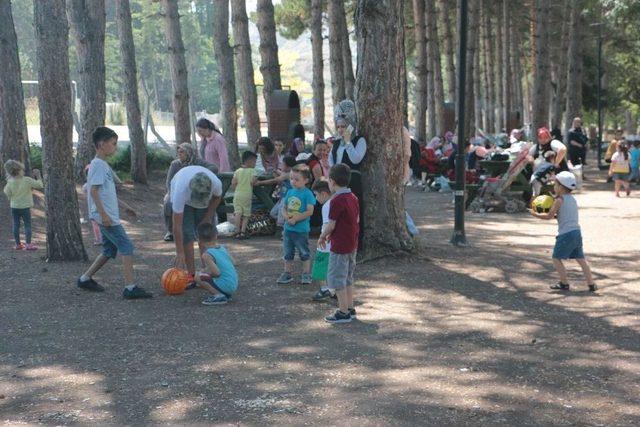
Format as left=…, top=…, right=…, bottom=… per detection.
left=107, top=104, right=125, bottom=126
left=29, top=144, right=42, bottom=171
left=107, top=145, right=173, bottom=176
left=275, top=0, right=310, bottom=40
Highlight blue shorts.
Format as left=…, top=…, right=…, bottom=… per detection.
left=203, top=277, right=237, bottom=297
left=99, top=224, right=134, bottom=259
left=283, top=230, right=310, bottom=261
left=553, top=229, right=584, bottom=260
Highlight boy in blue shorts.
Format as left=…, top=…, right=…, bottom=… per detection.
left=277, top=167, right=316, bottom=285
left=195, top=223, right=238, bottom=305
left=77, top=127, right=152, bottom=299
left=531, top=171, right=597, bottom=292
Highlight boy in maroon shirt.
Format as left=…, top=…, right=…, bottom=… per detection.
left=318, top=164, right=360, bottom=324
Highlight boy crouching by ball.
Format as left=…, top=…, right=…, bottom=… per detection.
left=530, top=171, right=597, bottom=293
left=195, top=222, right=238, bottom=305
left=318, top=164, right=360, bottom=324
left=310, top=180, right=336, bottom=301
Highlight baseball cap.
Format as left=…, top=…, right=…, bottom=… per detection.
left=188, top=172, right=213, bottom=208
left=555, top=171, right=577, bottom=190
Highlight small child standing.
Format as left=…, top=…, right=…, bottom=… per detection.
left=609, top=142, right=631, bottom=197
left=310, top=180, right=335, bottom=301
left=318, top=164, right=360, bottom=324
left=276, top=167, right=316, bottom=285
left=195, top=222, right=238, bottom=305
left=529, top=151, right=556, bottom=197
left=3, top=160, right=43, bottom=250
left=629, top=141, right=640, bottom=184
left=231, top=151, right=258, bottom=239
left=77, top=127, right=152, bottom=299
left=531, top=171, right=597, bottom=292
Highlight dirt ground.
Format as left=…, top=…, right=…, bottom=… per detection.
left=1, top=164, right=639, bottom=426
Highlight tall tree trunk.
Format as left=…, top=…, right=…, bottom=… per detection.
left=532, top=0, right=551, bottom=134
left=310, top=0, right=325, bottom=139
left=463, top=0, right=479, bottom=139
left=550, top=0, right=569, bottom=129
left=625, top=110, right=635, bottom=135
left=115, top=0, right=146, bottom=184
left=0, top=0, right=30, bottom=178
left=328, top=0, right=346, bottom=106
left=336, top=2, right=355, bottom=100
left=564, top=0, right=582, bottom=137
left=425, top=14, right=435, bottom=138
left=213, top=0, right=240, bottom=169
left=480, top=3, right=493, bottom=132
left=501, top=0, right=512, bottom=130
left=161, top=0, right=191, bottom=144
left=34, top=0, right=87, bottom=261
left=412, top=0, right=427, bottom=142
left=473, top=30, right=482, bottom=134
left=256, top=0, right=282, bottom=118
left=355, top=0, right=413, bottom=258
left=511, top=18, right=524, bottom=126
left=67, top=0, right=106, bottom=180
left=231, top=0, right=261, bottom=150
left=426, top=0, right=445, bottom=135
left=493, top=11, right=503, bottom=132
left=438, top=0, right=455, bottom=102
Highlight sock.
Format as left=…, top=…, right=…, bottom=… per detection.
left=125, top=284, right=136, bottom=291
left=80, top=274, right=90, bottom=282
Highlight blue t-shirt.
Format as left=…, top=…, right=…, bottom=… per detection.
left=205, top=246, right=238, bottom=295
left=283, top=187, right=316, bottom=233
left=630, top=147, right=640, bottom=169
left=87, top=158, right=120, bottom=226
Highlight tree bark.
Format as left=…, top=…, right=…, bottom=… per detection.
left=426, top=0, right=445, bottom=135
left=115, top=0, right=146, bottom=184
left=473, top=29, right=482, bottom=134
left=532, top=0, right=551, bottom=134
left=310, top=0, right=325, bottom=139
left=480, top=2, right=493, bottom=132
left=501, top=0, right=512, bottom=130
left=34, top=0, right=87, bottom=261
left=0, top=0, right=30, bottom=178
left=328, top=0, right=346, bottom=106
left=425, top=14, right=435, bottom=138
left=438, top=0, right=455, bottom=102
left=493, top=10, right=503, bottom=132
left=231, top=0, right=261, bottom=150
left=67, top=0, right=106, bottom=181
left=412, top=0, right=427, bottom=142
left=463, top=0, right=479, bottom=139
left=213, top=0, right=240, bottom=169
left=550, top=0, right=569, bottom=129
left=355, top=0, right=414, bottom=258
left=511, top=17, right=524, bottom=125
left=161, top=0, right=191, bottom=144
left=256, top=0, right=282, bottom=118
left=336, top=1, right=355, bottom=100
left=564, top=0, right=582, bottom=137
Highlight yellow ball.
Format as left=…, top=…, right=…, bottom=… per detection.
left=532, top=195, right=554, bottom=213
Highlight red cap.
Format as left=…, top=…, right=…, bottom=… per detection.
left=537, top=127, right=551, bottom=141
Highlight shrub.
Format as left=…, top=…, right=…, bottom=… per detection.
left=29, top=144, right=43, bottom=170
left=107, top=145, right=174, bottom=175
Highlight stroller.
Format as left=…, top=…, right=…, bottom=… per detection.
left=469, top=146, right=531, bottom=214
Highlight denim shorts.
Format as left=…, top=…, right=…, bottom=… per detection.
left=182, top=205, right=208, bottom=244
left=612, top=172, right=630, bottom=181
left=553, top=229, right=584, bottom=260
left=99, top=224, right=134, bottom=259
left=283, top=230, right=310, bottom=261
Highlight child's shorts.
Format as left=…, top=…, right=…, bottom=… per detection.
left=327, top=251, right=356, bottom=290
left=99, top=224, right=134, bottom=259
left=283, top=230, right=310, bottom=261
left=202, top=276, right=237, bottom=297
left=553, top=229, right=584, bottom=259
left=233, top=198, right=252, bottom=217
left=311, top=251, right=330, bottom=281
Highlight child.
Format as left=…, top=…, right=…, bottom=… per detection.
left=262, top=155, right=296, bottom=227
left=276, top=167, right=316, bottom=285
left=311, top=180, right=335, bottom=301
left=630, top=141, right=640, bottom=184
left=82, top=164, right=103, bottom=245
left=530, top=171, right=597, bottom=293
left=609, top=142, right=631, bottom=197
left=3, top=160, right=43, bottom=250
left=195, top=222, right=238, bottom=305
left=231, top=151, right=258, bottom=239
left=77, top=127, right=152, bottom=299
left=318, top=164, right=360, bottom=323
left=529, top=151, right=556, bottom=197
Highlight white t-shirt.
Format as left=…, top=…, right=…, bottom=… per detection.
left=318, top=200, right=331, bottom=253
left=170, top=165, right=222, bottom=214
left=529, top=139, right=565, bottom=167
left=87, top=158, right=120, bottom=226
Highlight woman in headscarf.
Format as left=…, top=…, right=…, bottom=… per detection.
left=195, top=117, right=231, bottom=173
left=255, top=137, right=280, bottom=175
left=162, top=143, right=218, bottom=242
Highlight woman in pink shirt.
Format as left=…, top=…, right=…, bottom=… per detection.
left=195, top=118, right=231, bottom=172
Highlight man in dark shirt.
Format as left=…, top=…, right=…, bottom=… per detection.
left=567, top=117, right=589, bottom=166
